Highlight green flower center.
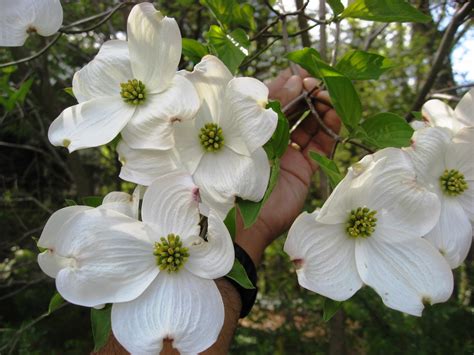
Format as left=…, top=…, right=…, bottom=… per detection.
left=439, top=169, right=468, bottom=196
left=153, top=234, right=189, bottom=273
left=346, top=207, right=377, bottom=238
left=199, top=123, right=225, bottom=152
left=120, top=79, right=146, bottom=105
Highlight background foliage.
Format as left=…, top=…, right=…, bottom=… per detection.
left=0, top=0, right=473, bottom=354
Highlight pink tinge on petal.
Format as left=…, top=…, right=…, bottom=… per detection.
left=292, top=258, right=304, bottom=270
left=192, top=187, right=201, bottom=203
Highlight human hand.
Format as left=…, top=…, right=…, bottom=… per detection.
left=235, top=69, right=341, bottom=265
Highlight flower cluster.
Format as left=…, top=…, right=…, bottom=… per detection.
left=38, top=172, right=234, bottom=353
left=4, top=0, right=472, bottom=352
left=32, top=2, right=276, bottom=353
left=285, top=89, right=474, bottom=316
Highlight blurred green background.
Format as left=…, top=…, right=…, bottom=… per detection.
left=0, top=0, right=473, bottom=354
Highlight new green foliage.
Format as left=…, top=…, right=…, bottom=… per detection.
left=341, top=0, right=431, bottom=23
left=335, top=50, right=395, bottom=80
left=287, top=48, right=362, bottom=131
left=91, top=305, right=112, bottom=352
left=206, top=26, right=250, bottom=73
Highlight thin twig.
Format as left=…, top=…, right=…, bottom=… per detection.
left=329, top=140, right=339, bottom=160
left=60, top=2, right=136, bottom=34
left=240, top=38, right=280, bottom=68
left=2, top=302, right=69, bottom=354
left=432, top=83, right=474, bottom=93
left=0, top=34, right=61, bottom=69
left=249, top=18, right=279, bottom=41
left=0, top=277, right=47, bottom=302
left=0, top=141, right=46, bottom=155
left=262, top=23, right=320, bottom=39
left=2, top=196, right=53, bottom=214
left=0, top=2, right=136, bottom=68
left=343, top=139, right=374, bottom=153
left=331, top=21, right=341, bottom=66
left=363, top=23, right=389, bottom=51
left=60, top=2, right=134, bottom=30
left=264, top=1, right=281, bottom=16
left=319, top=0, right=328, bottom=62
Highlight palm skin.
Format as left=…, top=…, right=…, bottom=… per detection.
left=236, top=71, right=341, bottom=265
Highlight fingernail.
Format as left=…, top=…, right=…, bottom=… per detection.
left=284, top=75, right=302, bottom=93
left=303, top=77, right=319, bottom=92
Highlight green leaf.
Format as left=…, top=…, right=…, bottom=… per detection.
left=226, top=259, right=255, bottom=289
left=48, top=292, right=66, bottom=314
left=64, top=87, right=75, bottom=98
left=360, top=112, right=414, bottom=148
left=207, top=25, right=249, bottom=73
left=287, top=48, right=362, bottom=130
left=264, top=101, right=290, bottom=159
left=322, top=298, right=342, bottom=322
left=224, top=207, right=236, bottom=239
left=309, top=151, right=343, bottom=188
left=327, top=0, right=344, bottom=15
left=91, top=305, right=112, bottom=352
left=341, top=0, right=431, bottom=23
left=201, top=0, right=234, bottom=26
left=411, top=111, right=422, bottom=120
left=201, top=0, right=255, bottom=30
left=238, top=158, right=280, bottom=228
left=81, top=196, right=103, bottom=208
left=64, top=199, right=77, bottom=206
left=5, top=77, right=34, bottom=112
left=182, top=38, right=209, bottom=63
left=233, top=4, right=256, bottom=31
left=335, top=50, right=395, bottom=80
left=32, top=237, right=47, bottom=253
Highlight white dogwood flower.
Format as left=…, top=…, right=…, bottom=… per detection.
left=284, top=148, right=453, bottom=316
left=421, top=88, right=474, bottom=133
left=48, top=3, right=199, bottom=152
left=406, top=126, right=474, bottom=268
left=118, top=55, right=278, bottom=217
left=0, top=0, right=63, bottom=47
left=37, top=171, right=234, bottom=354
left=37, top=187, right=141, bottom=279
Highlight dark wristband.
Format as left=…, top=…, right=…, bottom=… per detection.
left=225, top=243, right=258, bottom=318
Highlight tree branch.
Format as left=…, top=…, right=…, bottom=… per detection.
left=407, top=1, right=473, bottom=119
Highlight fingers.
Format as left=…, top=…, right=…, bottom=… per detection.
left=303, top=77, right=319, bottom=92
left=289, top=91, right=336, bottom=149
left=288, top=92, right=341, bottom=174
left=310, top=109, right=341, bottom=155
left=304, top=79, right=331, bottom=106
left=266, top=66, right=310, bottom=106
left=302, top=108, right=341, bottom=173
left=269, top=75, right=303, bottom=107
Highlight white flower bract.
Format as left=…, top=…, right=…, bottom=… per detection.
left=117, top=55, right=278, bottom=218
left=421, top=88, right=474, bottom=133
left=284, top=148, right=454, bottom=316
left=406, top=126, right=474, bottom=268
left=0, top=0, right=63, bottom=47
left=48, top=3, right=200, bottom=152
left=37, top=187, right=141, bottom=280
left=37, top=171, right=234, bottom=354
